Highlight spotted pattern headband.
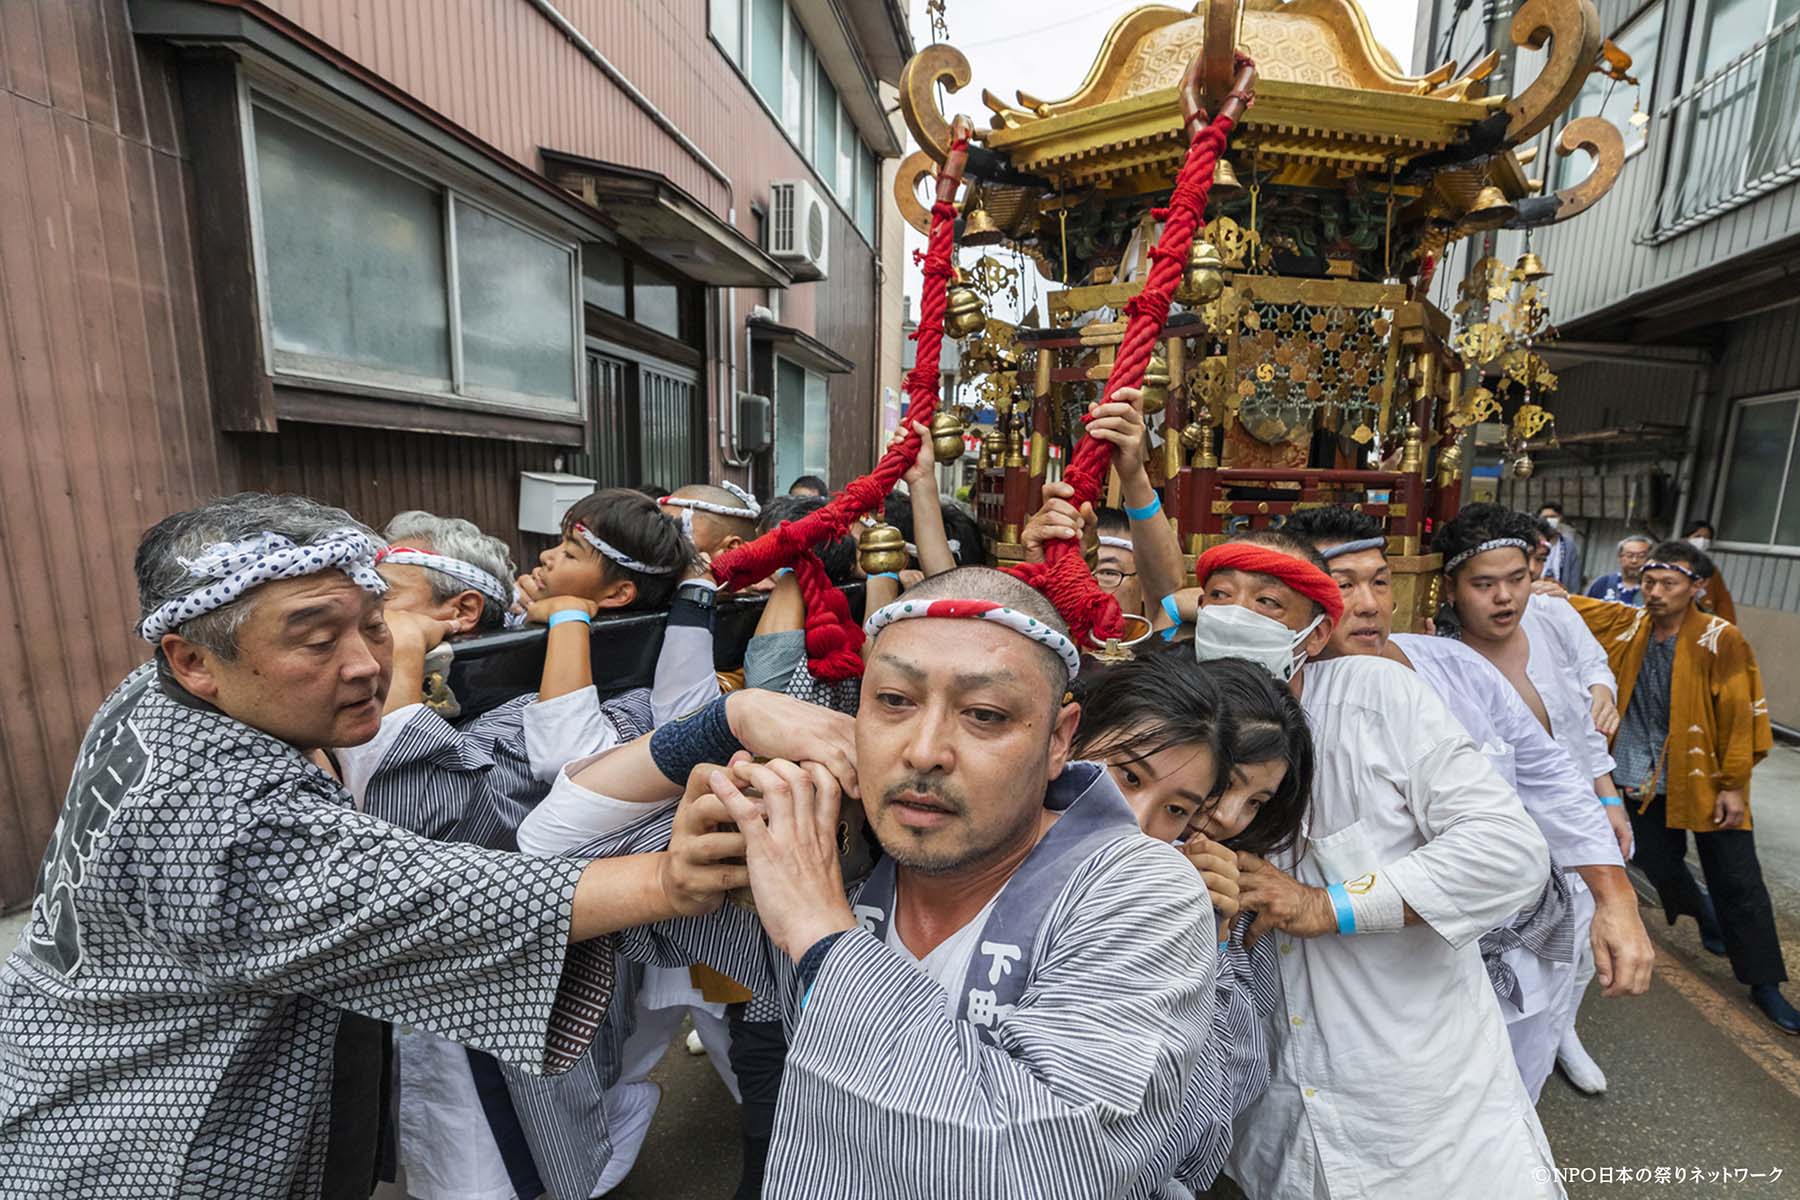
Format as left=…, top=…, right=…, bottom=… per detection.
left=572, top=523, right=677, bottom=575
left=1320, top=536, right=1387, bottom=561
left=864, top=598, right=1082, bottom=679
left=1644, top=559, right=1703, bottom=582
left=1443, top=537, right=1533, bottom=575
left=138, top=528, right=387, bottom=643
left=1097, top=535, right=1135, bottom=552
left=378, top=547, right=512, bottom=607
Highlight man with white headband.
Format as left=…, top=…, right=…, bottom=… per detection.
left=659, top=480, right=761, bottom=557
left=0, top=492, right=753, bottom=1198
left=1569, top=540, right=1795, bottom=1034
left=331, top=510, right=725, bottom=1200
left=524, top=566, right=1226, bottom=1199
left=1433, top=503, right=1635, bottom=1094
left=1284, top=506, right=1651, bottom=1102
left=1177, top=532, right=1558, bottom=1200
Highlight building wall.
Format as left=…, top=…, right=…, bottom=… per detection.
left=255, top=0, right=887, bottom=489
left=0, top=11, right=225, bottom=909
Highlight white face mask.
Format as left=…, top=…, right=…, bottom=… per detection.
left=1192, top=602, right=1324, bottom=682
left=1689, top=536, right=1712, bottom=551
left=1542, top=515, right=1560, bottom=529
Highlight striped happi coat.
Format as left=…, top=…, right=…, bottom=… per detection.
left=575, top=761, right=1269, bottom=1199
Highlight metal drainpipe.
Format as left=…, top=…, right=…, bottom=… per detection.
left=525, top=0, right=732, bottom=194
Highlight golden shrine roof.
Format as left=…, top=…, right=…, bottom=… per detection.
left=977, top=0, right=1500, bottom=181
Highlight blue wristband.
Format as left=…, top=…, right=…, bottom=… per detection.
left=1161, top=593, right=1183, bottom=625
left=1326, top=882, right=1357, bottom=935
left=1124, top=495, right=1162, bottom=521
left=775, top=567, right=794, bottom=578
left=545, top=609, right=592, bottom=629
left=1600, top=795, right=1624, bottom=807
left=871, top=571, right=901, bottom=582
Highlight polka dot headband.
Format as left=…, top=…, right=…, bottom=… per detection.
left=138, top=528, right=387, bottom=643
left=572, top=523, right=676, bottom=575
left=378, top=546, right=512, bottom=607
left=863, top=598, right=1082, bottom=679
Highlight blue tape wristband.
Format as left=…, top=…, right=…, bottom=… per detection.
left=1161, top=593, right=1183, bottom=625
left=871, top=571, right=901, bottom=582
left=1326, top=882, right=1357, bottom=935
left=545, top=609, right=592, bottom=629
left=775, top=567, right=794, bottom=578
left=1124, top=495, right=1162, bottom=521
left=1600, top=795, right=1624, bottom=807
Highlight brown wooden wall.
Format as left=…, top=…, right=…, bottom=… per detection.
left=0, top=8, right=223, bottom=909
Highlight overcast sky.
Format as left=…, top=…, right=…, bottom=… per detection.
left=899, top=0, right=1424, bottom=318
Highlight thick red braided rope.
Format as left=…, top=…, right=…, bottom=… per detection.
left=708, top=136, right=969, bottom=678
left=1003, top=82, right=1248, bottom=650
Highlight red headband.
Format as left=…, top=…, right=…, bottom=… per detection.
left=1196, top=543, right=1345, bottom=623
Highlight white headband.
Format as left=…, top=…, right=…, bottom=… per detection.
left=660, top=482, right=761, bottom=521
left=1444, top=537, right=1533, bottom=575
left=572, top=522, right=676, bottom=575
left=903, top=539, right=963, bottom=557
left=138, top=528, right=387, bottom=643
left=1097, top=536, right=1135, bottom=552
left=379, top=547, right=512, bottom=607
left=864, top=598, right=1082, bottom=679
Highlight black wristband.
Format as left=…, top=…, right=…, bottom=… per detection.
left=648, top=694, right=743, bottom=783
left=796, top=929, right=849, bottom=1005
left=669, top=582, right=716, bottom=629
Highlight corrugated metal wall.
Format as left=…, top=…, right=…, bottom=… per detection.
left=0, top=7, right=222, bottom=908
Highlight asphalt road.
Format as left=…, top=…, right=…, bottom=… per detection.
left=605, top=744, right=1800, bottom=1200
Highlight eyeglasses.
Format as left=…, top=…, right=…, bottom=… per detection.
left=1093, top=567, right=1137, bottom=590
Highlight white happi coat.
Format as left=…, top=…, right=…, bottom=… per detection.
left=1227, top=655, right=1562, bottom=1200
left=1522, top=594, right=1617, bottom=783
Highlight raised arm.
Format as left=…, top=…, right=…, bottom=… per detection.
left=1090, top=386, right=1186, bottom=623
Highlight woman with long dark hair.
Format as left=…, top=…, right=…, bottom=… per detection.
left=1071, top=646, right=1313, bottom=1193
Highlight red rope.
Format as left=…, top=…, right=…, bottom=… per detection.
left=710, top=137, right=969, bottom=678
left=1002, top=88, right=1248, bottom=650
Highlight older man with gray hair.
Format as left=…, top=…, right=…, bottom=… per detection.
left=0, top=492, right=761, bottom=1199
left=1585, top=533, right=1656, bottom=607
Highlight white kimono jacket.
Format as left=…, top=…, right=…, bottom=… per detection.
left=1227, top=655, right=1561, bottom=1200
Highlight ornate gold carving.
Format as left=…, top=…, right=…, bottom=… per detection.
left=1535, top=115, right=1626, bottom=224
left=899, top=44, right=974, bottom=164
left=1502, top=0, right=1602, bottom=148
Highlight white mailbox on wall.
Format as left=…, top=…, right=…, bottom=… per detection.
left=518, top=471, right=596, bottom=535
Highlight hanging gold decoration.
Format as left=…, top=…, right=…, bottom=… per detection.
left=945, top=271, right=987, bottom=339
left=1140, top=347, right=1171, bottom=415
left=930, top=408, right=968, bottom=462
left=858, top=522, right=909, bottom=575
left=1513, top=402, right=1554, bottom=440
left=1350, top=423, right=1374, bottom=444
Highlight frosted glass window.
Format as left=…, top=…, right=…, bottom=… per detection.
left=581, top=244, right=627, bottom=314
left=633, top=262, right=682, bottom=339
left=803, top=368, right=830, bottom=479
left=1718, top=398, right=1797, bottom=543
left=751, top=0, right=783, bottom=111
left=783, top=12, right=806, bottom=138
left=453, top=200, right=575, bottom=400
left=253, top=106, right=451, bottom=387
left=856, top=147, right=877, bottom=239
left=836, top=105, right=854, bottom=198
left=813, top=61, right=838, bottom=178
left=711, top=0, right=741, bottom=63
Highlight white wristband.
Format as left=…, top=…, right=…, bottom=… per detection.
left=1344, top=872, right=1406, bottom=934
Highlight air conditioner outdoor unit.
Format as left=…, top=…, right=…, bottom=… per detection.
left=768, top=179, right=829, bottom=281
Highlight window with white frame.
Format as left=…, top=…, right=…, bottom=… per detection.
left=711, top=0, right=881, bottom=247
left=1715, top=394, right=1800, bottom=547
left=248, top=98, right=580, bottom=417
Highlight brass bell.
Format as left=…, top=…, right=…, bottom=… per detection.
left=961, top=199, right=1005, bottom=247
left=1511, top=451, right=1535, bottom=480
left=1436, top=436, right=1466, bottom=487
left=1210, top=159, right=1244, bottom=202
left=930, top=408, right=967, bottom=463
left=1139, top=348, right=1170, bottom=416
left=1185, top=240, right=1226, bottom=303
left=944, top=271, right=987, bottom=340
left=1514, top=250, right=1552, bottom=282
left=858, top=521, right=910, bottom=575
left=982, top=428, right=1005, bottom=465
left=1463, top=186, right=1518, bottom=230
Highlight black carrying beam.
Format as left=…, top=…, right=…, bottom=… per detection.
left=444, top=585, right=867, bottom=719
